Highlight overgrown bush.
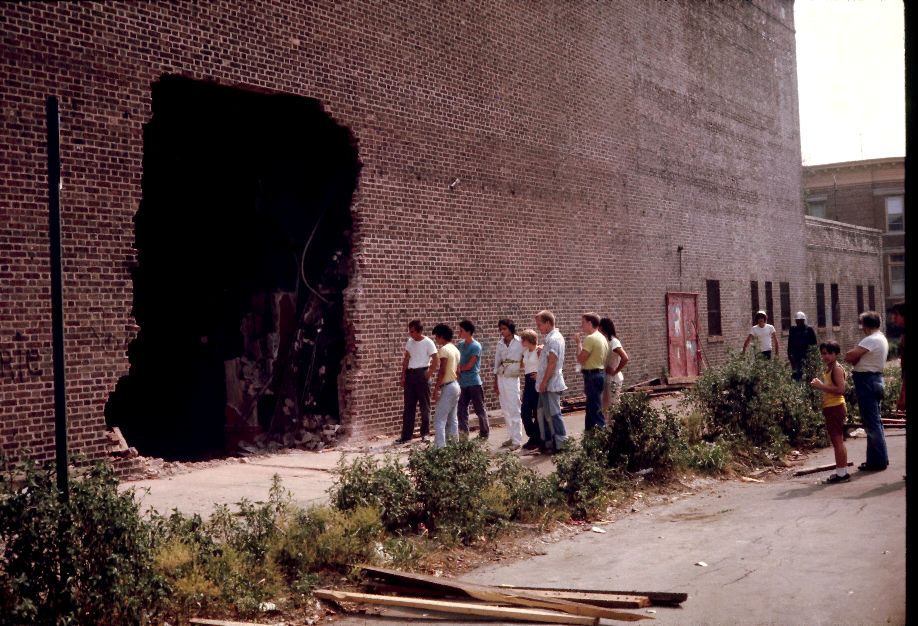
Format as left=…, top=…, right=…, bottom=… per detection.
left=407, top=439, right=499, bottom=543
left=690, top=351, right=825, bottom=456
left=493, top=453, right=564, bottom=524
left=675, top=438, right=732, bottom=472
left=881, top=363, right=902, bottom=418
left=329, top=454, right=416, bottom=531
left=604, top=393, right=683, bottom=474
left=0, top=461, right=164, bottom=626
left=553, top=434, right=619, bottom=519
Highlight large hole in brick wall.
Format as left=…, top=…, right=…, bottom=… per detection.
left=106, top=76, right=360, bottom=460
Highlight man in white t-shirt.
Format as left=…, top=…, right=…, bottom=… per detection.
left=845, top=311, right=890, bottom=471
left=397, top=319, right=438, bottom=444
left=742, top=311, right=779, bottom=359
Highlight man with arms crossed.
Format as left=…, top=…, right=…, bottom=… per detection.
left=845, top=311, right=890, bottom=471
left=493, top=319, right=524, bottom=450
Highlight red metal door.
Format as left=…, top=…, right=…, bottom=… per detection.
left=666, top=292, right=700, bottom=383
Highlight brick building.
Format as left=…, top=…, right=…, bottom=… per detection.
left=0, top=1, right=881, bottom=465
left=802, top=157, right=905, bottom=327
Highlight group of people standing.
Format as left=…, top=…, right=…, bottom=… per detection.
left=741, top=305, right=906, bottom=484
left=398, top=311, right=629, bottom=453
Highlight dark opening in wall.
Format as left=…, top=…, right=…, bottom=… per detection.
left=105, top=76, right=361, bottom=460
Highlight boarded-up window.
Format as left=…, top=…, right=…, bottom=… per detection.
left=750, top=281, right=760, bottom=322
left=816, top=283, right=826, bottom=328
left=706, top=279, right=722, bottom=336
left=868, top=284, right=876, bottom=311
left=856, top=285, right=864, bottom=314
left=764, top=281, right=774, bottom=325
left=779, top=282, right=791, bottom=330
left=831, top=283, right=840, bottom=327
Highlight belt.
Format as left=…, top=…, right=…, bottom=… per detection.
left=581, top=368, right=603, bottom=373
left=439, top=381, right=457, bottom=388
left=407, top=366, right=428, bottom=371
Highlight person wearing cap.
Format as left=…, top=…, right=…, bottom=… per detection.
left=742, top=311, right=779, bottom=359
left=787, top=311, right=818, bottom=381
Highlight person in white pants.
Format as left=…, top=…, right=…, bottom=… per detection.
left=493, top=318, right=524, bottom=450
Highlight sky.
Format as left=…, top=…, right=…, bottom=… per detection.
left=794, top=0, right=905, bottom=165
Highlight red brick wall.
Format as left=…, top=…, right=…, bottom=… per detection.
left=805, top=217, right=884, bottom=350
left=2, top=0, right=816, bottom=460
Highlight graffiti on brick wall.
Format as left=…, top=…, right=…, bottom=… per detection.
left=0, top=347, right=43, bottom=382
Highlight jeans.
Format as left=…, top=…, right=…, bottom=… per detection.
left=401, top=368, right=431, bottom=439
left=853, top=371, right=888, bottom=467
left=458, top=384, right=490, bottom=437
left=538, top=391, right=566, bottom=451
left=433, top=381, right=460, bottom=448
left=521, top=374, right=541, bottom=444
left=582, top=370, right=606, bottom=430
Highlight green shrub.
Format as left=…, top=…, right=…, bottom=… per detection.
left=553, top=435, right=616, bottom=519
left=493, top=453, right=564, bottom=523
left=676, top=439, right=732, bottom=472
left=0, top=461, right=164, bottom=626
left=329, top=454, right=416, bottom=531
left=407, top=439, right=499, bottom=543
left=881, top=363, right=902, bottom=418
left=690, top=351, right=824, bottom=455
left=604, top=393, right=683, bottom=474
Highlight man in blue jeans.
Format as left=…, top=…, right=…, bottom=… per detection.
left=575, top=312, right=609, bottom=430
left=456, top=319, right=490, bottom=439
left=535, top=310, right=567, bottom=453
left=845, top=311, right=890, bottom=471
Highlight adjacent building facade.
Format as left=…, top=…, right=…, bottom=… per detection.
left=802, top=157, right=905, bottom=327
left=1, top=1, right=883, bottom=466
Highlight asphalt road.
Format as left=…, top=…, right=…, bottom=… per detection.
left=337, top=430, right=906, bottom=626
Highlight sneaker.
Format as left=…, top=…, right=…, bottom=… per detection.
left=522, top=440, right=542, bottom=450
left=393, top=438, right=411, bottom=445
left=500, top=439, right=513, bottom=448
left=825, top=473, right=850, bottom=484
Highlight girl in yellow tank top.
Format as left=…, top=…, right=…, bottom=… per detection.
left=809, top=341, right=849, bottom=483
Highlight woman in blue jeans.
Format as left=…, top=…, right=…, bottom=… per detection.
left=844, top=311, right=890, bottom=471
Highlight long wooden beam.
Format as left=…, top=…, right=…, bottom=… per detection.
left=793, top=462, right=853, bottom=477
left=314, top=589, right=599, bottom=625
left=359, top=565, right=652, bottom=621
left=365, top=581, right=651, bottom=608
left=495, top=584, right=687, bottom=607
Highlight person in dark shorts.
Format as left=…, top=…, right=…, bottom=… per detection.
left=809, top=341, right=849, bottom=483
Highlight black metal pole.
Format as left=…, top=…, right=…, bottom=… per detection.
left=46, top=96, right=69, bottom=502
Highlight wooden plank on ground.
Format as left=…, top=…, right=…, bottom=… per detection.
left=793, top=462, right=854, bottom=477
left=188, top=617, right=283, bottom=626
left=365, top=581, right=650, bottom=609
left=359, top=565, right=651, bottom=621
left=314, top=590, right=599, bottom=625
left=496, top=584, right=688, bottom=607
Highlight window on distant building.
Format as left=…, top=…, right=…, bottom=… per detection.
left=830, top=283, right=840, bottom=327
left=764, top=281, right=774, bottom=325
left=868, top=284, right=876, bottom=311
left=750, top=281, right=759, bottom=322
left=815, top=283, right=826, bottom=328
left=706, top=280, right=722, bottom=336
left=886, top=196, right=904, bottom=232
left=856, top=285, right=864, bottom=314
left=889, top=254, right=905, bottom=296
left=806, top=200, right=826, bottom=218
left=779, top=282, right=791, bottom=331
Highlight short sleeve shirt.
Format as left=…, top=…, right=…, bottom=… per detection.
left=750, top=324, right=776, bottom=352
left=493, top=335, right=524, bottom=377
left=536, top=328, right=567, bottom=393
left=853, top=332, right=888, bottom=373
left=457, top=339, right=483, bottom=387
left=606, top=336, right=625, bottom=384
left=405, top=336, right=438, bottom=369
left=581, top=330, right=608, bottom=370
left=438, top=343, right=461, bottom=384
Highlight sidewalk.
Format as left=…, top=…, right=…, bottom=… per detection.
left=123, top=410, right=589, bottom=517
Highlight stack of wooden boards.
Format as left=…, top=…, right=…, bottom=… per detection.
left=314, top=565, right=688, bottom=624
